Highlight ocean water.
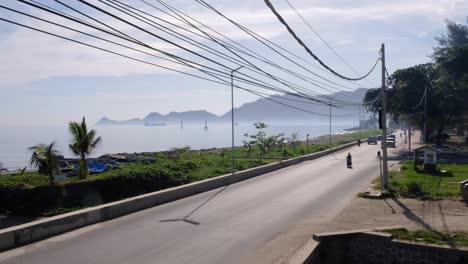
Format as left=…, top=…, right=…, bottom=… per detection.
left=0, top=121, right=356, bottom=170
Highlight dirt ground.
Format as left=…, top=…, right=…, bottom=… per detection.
left=320, top=197, right=468, bottom=234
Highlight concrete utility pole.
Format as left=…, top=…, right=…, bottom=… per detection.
left=408, top=125, right=412, bottom=150
left=423, top=86, right=427, bottom=144
left=329, top=97, right=332, bottom=152
left=231, top=66, right=243, bottom=175
left=359, top=105, right=362, bottom=139
left=381, top=43, right=389, bottom=188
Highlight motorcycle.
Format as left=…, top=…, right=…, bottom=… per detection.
left=346, top=154, right=352, bottom=168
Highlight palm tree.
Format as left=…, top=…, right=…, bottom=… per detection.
left=68, top=117, right=102, bottom=179
left=29, top=142, right=61, bottom=186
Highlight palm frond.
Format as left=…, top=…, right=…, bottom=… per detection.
left=81, top=116, right=87, bottom=135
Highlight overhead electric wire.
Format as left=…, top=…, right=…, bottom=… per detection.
left=263, top=0, right=379, bottom=81
left=194, top=0, right=371, bottom=92
left=252, top=90, right=363, bottom=110
left=99, top=0, right=357, bottom=105
left=8, top=2, right=310, bottom=104
left=70, top=0, right=357, bottom=106
left=247, top=90, right=356, bottom=116
left=53, top=0, right=143, bottom=45
left=10, top=1, right=358, bottom=108
left=0, top=16, right=359, bottom=117
left=282, top=0, right=378, bottom=87
left=3, top=1, right=364, bottom=110
left=51, top=0, right=364, bottom=107
left=98, top=0, right=366, bottom=106
left=147, top=0, right=366, bottom=102
left=410, top=87, right=426, bottom=110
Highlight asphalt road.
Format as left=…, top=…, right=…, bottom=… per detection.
left=0, top=139, right=401, bottom=264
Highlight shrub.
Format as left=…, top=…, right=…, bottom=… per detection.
left=0, top=166, right=193, bottom=216
left=404, top=182, right=425, bottom=197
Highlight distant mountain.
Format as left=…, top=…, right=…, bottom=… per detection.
left=144, top=110, right=220, bottom=123
left=96, top=117, right=143, bottom=125
left=96, top=89, right=367, bottom=125
left=221, top=88, right=367, bottom=121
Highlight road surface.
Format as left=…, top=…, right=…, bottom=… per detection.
left=0, top=138, right=403, bottom=264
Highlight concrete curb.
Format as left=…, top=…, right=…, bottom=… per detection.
left=0, top=140, right=360, bottom=252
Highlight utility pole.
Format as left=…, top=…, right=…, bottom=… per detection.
left=381, top=43, right=389, bottom=188
left=329, top=97, right=332, bottom=153
left=408, top=125, right=412, bottom=150
left=423, top=86, right=427, bottom=144
left=231, top=66, right=243, bottom=175
left=359, top=105, right=362, bottom=139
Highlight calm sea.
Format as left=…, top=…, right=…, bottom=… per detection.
left=0, top=121, right=355, bottom=170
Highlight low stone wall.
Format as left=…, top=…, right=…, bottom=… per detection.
left=0, top=141, right=360, bottom=252
left=306, top=229, right=468, bottom=264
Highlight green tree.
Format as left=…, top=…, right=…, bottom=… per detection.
left=0, top=161, right=7, bottom=174
left=29, top=142, right=61, bottom=186
left=288, top=132, right=301, bottom=148
left=68, top=117, right=102, bottom=179
left=434, top=17, right=468, bottom=59
left=243, top=122, right=284, bottom=160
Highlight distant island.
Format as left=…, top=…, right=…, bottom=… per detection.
left=97, top=89, right=367, bottom=125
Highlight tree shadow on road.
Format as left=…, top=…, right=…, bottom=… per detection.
left=159, top=185, right=230, bottom=226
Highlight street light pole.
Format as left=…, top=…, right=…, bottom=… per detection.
left=231, top=66, right=243, bottom=175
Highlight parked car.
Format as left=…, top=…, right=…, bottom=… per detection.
left=386, top=138, right=396, bottom=148
left=377, top=135, right=383, bottom=141
left=388, top=134, right=396, bottom=140
left=367, top=136, right=378, bottom=145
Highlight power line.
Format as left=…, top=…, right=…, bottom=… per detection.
left=0, top=14, right=360, bottom=117
left=150, top=0, right=368, bottom=103
left=282, top=0, right=378, bottom=87
left=410, top=87, right=427, bottom=110
left=193, top=0, right=371, bottom=92
left=99, top=0, right=359, bottom=105
left=104, top=0, right=366, bottom=105
left=8, top=1, right=366, bottom=110
left=263, top=0, right=380, bottom=81
left=52, top=0, right=354, bottom=106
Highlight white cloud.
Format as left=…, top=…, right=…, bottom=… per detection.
left=0, top=0, right=467, bottom=88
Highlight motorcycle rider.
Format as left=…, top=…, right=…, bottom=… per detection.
left=346, top=153, right=352, bottom=168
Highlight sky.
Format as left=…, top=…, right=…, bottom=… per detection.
left=1, top=0, right=467, bottom=126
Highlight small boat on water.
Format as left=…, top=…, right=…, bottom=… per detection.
left=144, top=122, right=166, bottom=126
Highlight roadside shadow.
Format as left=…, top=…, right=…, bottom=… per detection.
left=389, top=195, right=456, bottom=248
left=159, top=185, right=230, bottom=226
left=331, top=153, right=344, bottom=160
left=382, top=198, right=396, bottom=214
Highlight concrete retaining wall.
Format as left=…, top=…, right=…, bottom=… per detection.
left=306, top=229, right=468, bottom=264
left=0, top=141, right=359, bottom=252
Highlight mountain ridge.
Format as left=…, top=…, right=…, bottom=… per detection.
left=96, top=89, right=367, bottom=125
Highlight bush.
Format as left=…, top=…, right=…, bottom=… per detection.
left=404, top=182, right=425, bottom=197
left=0, top=167, right=192, bottom=216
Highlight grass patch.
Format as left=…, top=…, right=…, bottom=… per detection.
left=0, top=171, right=49, bottom=188
left=384, top=228, right=468, bottom=247
left=387, top=161, right=467, bottom=199
left=43, top=207, right=83, bottom=217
